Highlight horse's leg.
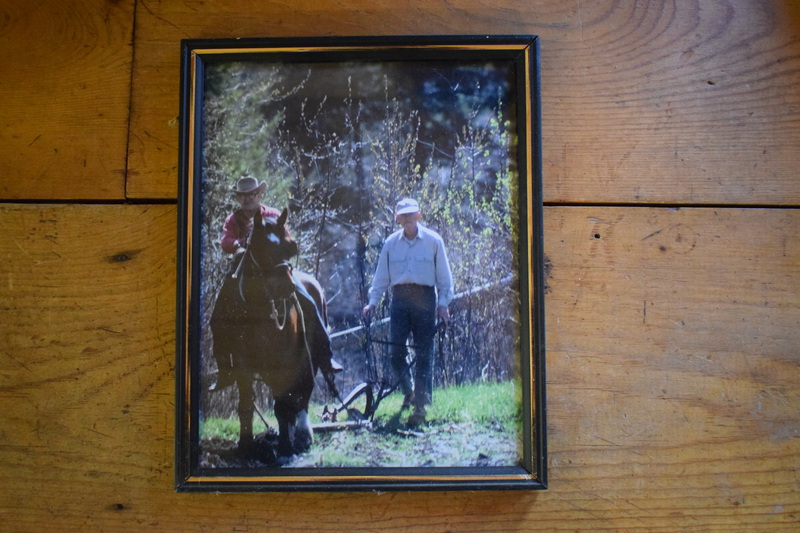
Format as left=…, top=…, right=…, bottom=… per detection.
left=273, top=383, right=314, bottom=456
left=273, top=398, right=294, bottom=456
left=294, top=409, right=313, bottom=453
left=237, top=378, right=255, bottom=457
left=291, top=374, right=316, bottom=453
left=209, top=279, right=238, bottom=391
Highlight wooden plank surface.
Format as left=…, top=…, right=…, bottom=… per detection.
left=2, top=0, right=799, bottom=531
left=127, top=0, right=800, bottom=204
left=0, top=0, right=134, bottom=201
left=1, top=204, right=797, bottom=531
left=544, top=206, right=800, bottom=530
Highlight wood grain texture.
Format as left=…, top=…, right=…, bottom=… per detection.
left=0, top=0, right=134, bottom=200
left=127, top=0, right=800, bottom=204
left=544, top=206, right=799, bottom=530
left=1, top=0, right=799, bottom=531
left=542, top=0, right=800, bottom=205
left=0, top=205, right=177, bottom=530
left=1, top=205, right=797, bottom=531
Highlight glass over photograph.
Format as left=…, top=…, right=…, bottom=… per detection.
left=177, top=36, right=545, bottom=492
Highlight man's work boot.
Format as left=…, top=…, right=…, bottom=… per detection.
left=401, top=392, right=415, bottom=411
left=407, top=404, right=427, bottom=428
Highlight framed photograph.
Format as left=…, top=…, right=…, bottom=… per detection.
left=176, top=35, right=545, bottom=492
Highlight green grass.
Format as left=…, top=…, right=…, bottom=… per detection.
left=199, top=380, right=524, bottom=468
left=414, top=380, right=522, bottom=425
left=201, top=380, right=521, bottom=438
left=200, top=407, right=280, bottom=440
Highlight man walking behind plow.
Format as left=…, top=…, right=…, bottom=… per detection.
left=362, top=198, right=454, bottom=428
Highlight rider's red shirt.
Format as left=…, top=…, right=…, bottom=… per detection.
left=220, top=205, right=283, bottom=254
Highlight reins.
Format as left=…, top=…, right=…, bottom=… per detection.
left=232, top=230, right=341, bottom=403
left=236, top=248, right=318, bottom=389
left=293, top=294, right=318, bottom=393
left=234, top=246, right=293, bottom=311
left=269, top=297, right=290, bottom=330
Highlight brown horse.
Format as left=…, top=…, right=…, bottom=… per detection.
left=210, top=208, right=330, bottom=457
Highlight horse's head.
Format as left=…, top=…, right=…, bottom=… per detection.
left=249, top=207, right=298, bottom=267
left=247, top=208, right=298, bottom=299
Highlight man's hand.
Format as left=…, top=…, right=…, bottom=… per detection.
left=437, top=305, right=450, bottom=324
left=362, top=304, right=375, bottom=321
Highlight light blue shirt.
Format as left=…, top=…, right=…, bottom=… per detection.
left=368, top=224, right=454, bottom=307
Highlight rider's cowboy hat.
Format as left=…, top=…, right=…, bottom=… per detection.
left=231, top=176, right=266, bottom=195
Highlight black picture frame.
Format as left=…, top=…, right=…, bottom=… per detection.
left=176, top=35, right=545, bottom=492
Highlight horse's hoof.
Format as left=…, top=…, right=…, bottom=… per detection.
left=237, top=439, right=255, bottom=458
left=293, top=410, right=314, bottom=453
left=294, top=432, right=313, bottom=453
left=277, top=441, right=293, bottom=458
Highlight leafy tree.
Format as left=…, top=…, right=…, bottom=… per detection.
left=198, top=59, right=525, bottom=414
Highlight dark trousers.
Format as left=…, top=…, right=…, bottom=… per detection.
left=389, top=284, right=436, bottom=406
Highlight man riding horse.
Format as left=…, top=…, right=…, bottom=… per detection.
left=209, top=175, right=342, bottom=394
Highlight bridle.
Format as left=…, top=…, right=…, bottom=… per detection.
left=233, top=224, right=295, bottom=307
left=243, top=252, right=296, bottom=331
left=232, top=224, right=316, bottom=379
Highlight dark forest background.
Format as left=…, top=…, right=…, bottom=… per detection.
left=197, top=58, right=525, bottom=413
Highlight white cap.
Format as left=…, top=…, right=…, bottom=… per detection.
left=395, top=198, right=420, bottom=215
